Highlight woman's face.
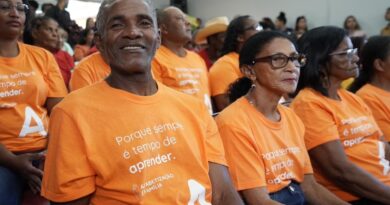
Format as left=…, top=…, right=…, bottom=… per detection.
left=377, top=49, right=390, bottom=81
left=0, top=0, right=26, bottom=39
left=239, top=17, right=261, bottom=45
left=346, top=17, right=357, bottom=30
left=250, top=38, right=301, bottom=96
left=297, top=18, right=306, bottom=30
left=327, top=37, right=360, bottom=81
left=33, top=19, right=59, bottom=51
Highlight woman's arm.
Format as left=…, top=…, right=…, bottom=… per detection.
left=301, top=174, right=350, bottom=205
left=309, top=140, right=390, bottom=204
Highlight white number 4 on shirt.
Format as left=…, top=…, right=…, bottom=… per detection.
left=19, top=106, right=47, bottom=137
left=378, top=141, right=390, bottom=175
left=188, top=179, right=211, bottom=205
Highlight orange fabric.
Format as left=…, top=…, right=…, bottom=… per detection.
left=73, top=44, right=91, bottom=62
left=42, top=81, right=226, bottom=204
left=291, top=88, right=390, bottom=201
left=0, top=43, right=67, bottom=152
left=69, top=52, right=110, bottom=91
left=216, top=98, right=312, bottom=192
left=208, top=52, right=242, bottom=96
left=151, top=46, right=212, bottom=112
left=357, top=84, right=390, bottom=141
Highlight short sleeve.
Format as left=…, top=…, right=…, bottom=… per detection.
left=69, top=66, right=93, bottom=91
left=217, top=124, right=266, bottom=190
left=43, top=52, right=68, bottom=97
left=41, top=107, right=95, bottom=202
left=209, top=59, right=240, bottom=96
left=292, top=101, right=340, bottom=150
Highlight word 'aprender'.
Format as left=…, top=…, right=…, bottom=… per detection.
left=129, top=153, right=174, bottom=174
left=115, top=122, right=183, bottom=145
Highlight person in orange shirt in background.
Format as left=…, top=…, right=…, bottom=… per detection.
left=209, top=15, right=262, bottom=112
left=73, top=28, right=94, bottom=62
left=194, top=16, right=229, bottom=70
left=216, top=31, right=348, bottom=205
left=152, top=6, right=213, bottom=113
left=291, top=26, right=390, bottom=204
left=349, top=36, right=390, bottom=142
left=69, top=51, right=110, bottom=91
left=0, top=0, right=67, bottom=204
left=41, top=0, right=244, bottom=204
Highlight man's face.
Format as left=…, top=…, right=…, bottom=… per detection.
left=97, top=0, right=160, bottom=74
left=162, top=7, right=191, bottom=45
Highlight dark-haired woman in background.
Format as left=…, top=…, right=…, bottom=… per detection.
left=343, top=15, right=366, bottom=39
left=291, top=26, right=390, bottom=205
left=216, top=31, right=349, bottom=205
left=294, top=16, right=308, bottom=39
left=349, top=36, right=390, bottom=143
left=275, top=11, right=293, bottom=36
left=209, top=15, right=261, bottom=112
left=0, top=0, right=67, bottom=204
left=73, top=28, right=94, bottom=62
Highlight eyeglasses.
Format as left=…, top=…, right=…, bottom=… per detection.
left=244, top=24, right=263, bottom=32
left=329, top=48, right=358, bottom=59
left=252, top=53, right=307, bottom=69
left=0, top=1, right=29, bottom=13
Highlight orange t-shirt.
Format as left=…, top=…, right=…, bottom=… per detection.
left=208, top=52, right=242, bottom=96
left=215, top=97, right=313, bottom=193
left=151, top=46, right=212, bottom=113
left=41, top=81, right=226, bottom=204
left=291, top=88, right=390, bottom=201
left=356, top=84, right=390, bottom=141
left=0, top=43, right=67, bottom=152
left=69, top=52, right=110, bottom=91
left=73, top=44, right=91, bottom=62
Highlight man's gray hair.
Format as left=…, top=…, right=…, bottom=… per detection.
left=95, top=0, right=156, bottom=36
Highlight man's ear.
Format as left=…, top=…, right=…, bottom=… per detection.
left=373, top=58, right=386, bottom=72
left=156, top=28, right=161, bottom=49
left=160, top=24, right=168, bottom=35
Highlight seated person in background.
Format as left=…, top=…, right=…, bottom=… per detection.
left=275, top=11, right=293, bottom=36
left=194, top=16, right=229, bottom=70
left=349, top=36, right=390, bottom=142
left=41, top=0, right=244, bottom=204
left=58, top=26, right=74, bottom=56
left=69, top=51, right=110, bottom=91
left=73, top=28, right=94, bottom=62
left=0, top=0, right=67, bottom=204
left=381, top=7, right=390, bottom=36
left=152, top=6, right=213, bottom=113
left=343, top=15, right=367, bottom=39
left=31, top=16, right=74, bottom=88
left=216, top=31, right=349, bottom=205
left=291, top=26, right=390, bottom=204
left=209, top=15, right=261, bottom=112
left=294, top=16, right=308, bottom=39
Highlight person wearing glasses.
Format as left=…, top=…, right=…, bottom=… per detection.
left=215, top=31, right=348, bottom=205
left=0, top=0, right=67, bottom=204
left=209, top=15, right=262, bottom=112
left=291, top=26, right=390, bottom=204
left=348, top=36, right=390, bottom=143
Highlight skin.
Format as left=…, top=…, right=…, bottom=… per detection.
left=32, top=18, right=59, bottom=52
left=51, top=0, right=244, bottom=204
left=0, top=0, right=62, bottom=195
left=213, top=17, right=260, bottom=112
left=240, top=38, right=348, bottom=205
left=309, top=36, right=390, bottom=204
left=371, top=47, right=390, bottom=92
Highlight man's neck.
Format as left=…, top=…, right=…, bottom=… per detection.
left=162, top=40, right=186, bottom=57
left=105, top=71, right=158, bottom=96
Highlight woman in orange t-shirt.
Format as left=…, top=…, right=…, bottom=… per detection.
left=349, top=36, right=390, bottom=142
left=292, top=26, right=390, bottom=204
left=73, top=28, right=94, bottom=62
left=0, top=0, right=67, bottom=204
left=216, top=31, right=348, bottom=205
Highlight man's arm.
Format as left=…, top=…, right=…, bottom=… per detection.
left=239, top=187, right=283, bottom=205
left=208, top=162, right=244, bottom=205
left=301, top=174, right=350, bottom=205
left=309, top=140, right=390, bottom=204
left=50, top=195, right=91, bottom=205
left=212, top=94, right=229, bottom=112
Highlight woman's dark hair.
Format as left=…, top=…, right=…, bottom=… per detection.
left=31, top=16, right=55, bottom=31
left=78, top=28, right=94, bottom=45
left=260, top=17, right=275, bottom=30
left=228, top=31, right=293, bottom=103
left=220, top=15, right=251, bottom=56
left=343, top=15, right=361, bottom=30
left=295, top=16, right=307, bottom=31
left=295, top=26, right=347, bottom=97
left=277, top=12, right=287, bottom=25
left=349, top=36, right=390, bottom=92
